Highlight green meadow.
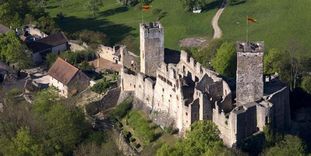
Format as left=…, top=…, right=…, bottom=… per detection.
left=47, top=0, right=311, bottom=55
left=220, top=0, right=311, bottom=54
left=47, top=0, right=220, bottom=53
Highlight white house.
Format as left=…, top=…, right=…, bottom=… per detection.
left=48, top=57, right=90, bottom=98
left=28, top=32, right=69, bottom=64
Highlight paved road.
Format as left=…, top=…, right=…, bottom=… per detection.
left=212, top=0, right=227, bottom=39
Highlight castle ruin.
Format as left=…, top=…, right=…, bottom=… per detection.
left=120, top=22, right=291, bottom=147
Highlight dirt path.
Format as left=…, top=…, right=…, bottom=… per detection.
left=212, top=0, right=227, bottom=39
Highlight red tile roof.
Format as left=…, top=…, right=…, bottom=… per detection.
left=48, top=57, right=79, bottom=85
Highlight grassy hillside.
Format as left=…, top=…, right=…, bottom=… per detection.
left=47, top=0, right=220, bottom=53
left=220, top=0, right=311, bottom=54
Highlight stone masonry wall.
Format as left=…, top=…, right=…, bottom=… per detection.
left=140, top=22, right=164, bottom=77
left=236, top=42, right=264, bottom=105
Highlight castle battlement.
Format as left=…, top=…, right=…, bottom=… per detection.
left=140, top=22, right=163, bottom=34
left=236, top=41, right=264, bottom=53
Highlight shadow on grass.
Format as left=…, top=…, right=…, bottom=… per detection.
left=203, top=0, right=223, bottom=11
left=99, top=6, right=129, bottom=17
left=55, top=16, right=134, bottom=46
left=229, top=0, right=247, bottom=6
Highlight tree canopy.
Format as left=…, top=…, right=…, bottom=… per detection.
left=0, top=89, right=88, bottom=155
left=301, top=75, right=311, bottom=94
left=0, top=32, right=31, bottom=69
left=157, top=121, right=232, bottom=156
left=0, top=0, right=58, bottom=34
left=180, top=0, right=211, bottom=12
left=211, top=42, right=236, bottom=77
left=265, top=135, right=305, bottom=156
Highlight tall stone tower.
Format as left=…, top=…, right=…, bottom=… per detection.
left=140, top=22, right=164, bottom=77
left=236, top=41, right=264, bottom=106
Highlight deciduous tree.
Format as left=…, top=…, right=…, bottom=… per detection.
left=211, top=42, right=236, bottom=77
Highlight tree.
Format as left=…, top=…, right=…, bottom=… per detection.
left=0, top=0, right=49, bottom=27
left=118, top=0, right=139, bottom=6
left=9, top=128, right=44, bottom=156
left=32, top=89, right=88, bottom=154
left=265, top=135, right=305, bottom=156
left=0, top=32, right=31, bottom=69
left=157, top=121, right=232, bottom=156
left=264, top=47, right=308, bottom=91
left=301, top=75, right=311, bottom=94
left=0, top=128, right=44, bottom=156
left=180, top=0, right=210, bottom=12
left=0, top=89, right=94, bottom=155
left=87, top=0, right=103, bottom=17
left=78, top=30, right=108, bottom=47
left=37, top=16, right=60, bottom=34
left=189, top=39, right=223, bottom=69
left=211, top=42, right=236, bottom=77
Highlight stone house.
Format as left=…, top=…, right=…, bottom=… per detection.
left=28, top=32, right=69, bottom=64
left=48, top=57, right=90, bottom=98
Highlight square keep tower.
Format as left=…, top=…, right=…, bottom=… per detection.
left=140, top=22, right=164, bottom=77
left=236, top=41, right=264, bottom=106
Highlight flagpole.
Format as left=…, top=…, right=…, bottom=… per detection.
left=246, top=16, right=249, bottom=43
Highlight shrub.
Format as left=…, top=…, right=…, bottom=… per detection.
left=91, top=79, right=114, bottom=94
left=127, top=110, right=156, bottom=144
left=301, top=75, right=311, bottom=94
left=78, top=30, right=108, bottom=48
left=109, top=97, right=133, bottom=120
left=47, top=50, right=96, bottom=67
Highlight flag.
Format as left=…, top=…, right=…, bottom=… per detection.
left=247, top=17, right=257, bottom=24
left=142, top=4, right=150, bottom=11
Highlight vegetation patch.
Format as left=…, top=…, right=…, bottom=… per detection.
left=46, top=0, right=220, bottom=52
left=109, top=97, right=133, bottom=120
left=125, top=110, right=158, bottom=145
left=91, top=78, right=116, bottom=94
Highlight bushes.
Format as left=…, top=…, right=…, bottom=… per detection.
left=47, top=50, right=96, bottom=67
left=211, top=42, right=236, bottom=77
left=91, top=79, right=114, bottom=94
left=110, top=97, right=133, bottom=120
left=127, top=110, right=156, bottom=145
left=301, top=75, right=311, bottom=94
left=77, top=30, right=108, bottom=49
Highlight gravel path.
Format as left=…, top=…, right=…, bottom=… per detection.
left=212, top=0, right=227, bottom=39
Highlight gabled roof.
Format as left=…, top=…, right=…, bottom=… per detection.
left=48, top=57, right=79, bottom=85
left=28, top=32, right=68, bottom=53
left=0, top=24, right=10, bottom=34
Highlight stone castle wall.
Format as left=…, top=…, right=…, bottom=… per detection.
left=120, top=22, right=290, bottom=147
left=265, top=86, right=291, bottom=131
left=97, top=45, right=120, bottom=63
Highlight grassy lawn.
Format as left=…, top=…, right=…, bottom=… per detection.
left=121, top=109, right=178, bottom=154
left=220, top=0, right=311, bottom=55
left=124, top=110, right=158, bottom=145
left=47, top=0, right=220, bottom=53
